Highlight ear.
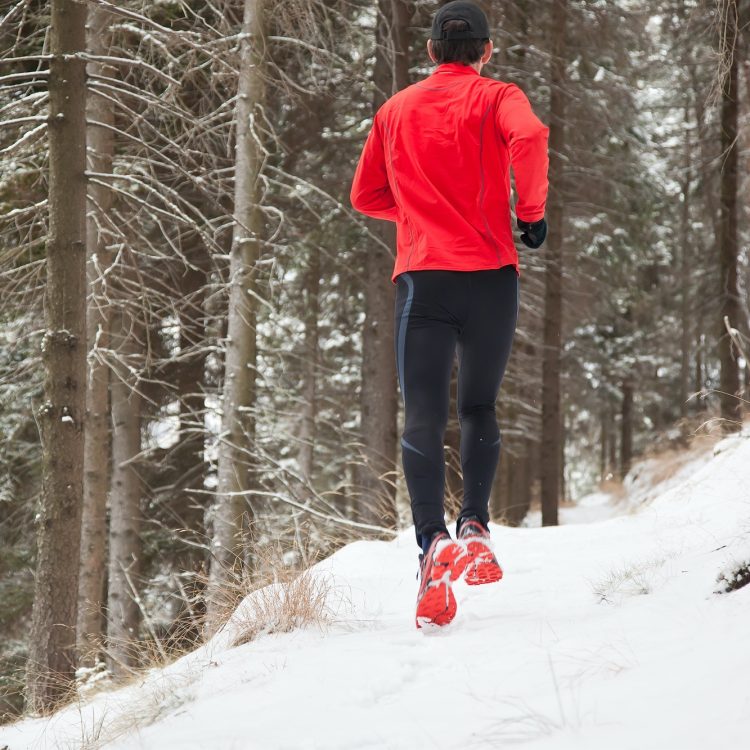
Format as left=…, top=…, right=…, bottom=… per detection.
left=427, top=39, right=437, bottom=63
left=481, top=40, right=493, bottom=64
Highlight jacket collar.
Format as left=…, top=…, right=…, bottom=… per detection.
left=432, top=62, right=480, bottom=76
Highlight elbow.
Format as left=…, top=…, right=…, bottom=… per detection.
left=526, top=122, right=549, bottom=146
left=516, top=122, right=549, bottom=146
left=350, top=190, right=376, bottom=217
left=350, top=182, right=363, bottom=212
left=351, top=191, right=374, bottom=218
left=350, top=186, right=396, bottom=220
left=350, top=183, right=376, bottom=214
left=509, top=124, right=549, bottom=161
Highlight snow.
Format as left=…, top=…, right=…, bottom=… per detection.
left=3, top=429, right=750, bottom=749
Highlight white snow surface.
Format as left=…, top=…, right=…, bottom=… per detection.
left=3, top=430, right=750, bottom=749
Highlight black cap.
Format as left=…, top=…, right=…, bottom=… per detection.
left=431, top=1, right=490, bottom=41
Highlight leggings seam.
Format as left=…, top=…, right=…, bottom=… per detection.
left=396, top=272, right=414, bottom=402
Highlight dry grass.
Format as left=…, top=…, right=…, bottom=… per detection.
left=469, top=655, right=587, bottom=744
left=597, top=478, right=626, bottom=501
left=638, top=418, right=724, bottom=464
left=13, top=625, right=209, bottom=748
left=637, top=444, right=712, bottom=488
left=230, top=568, right=333, bottom=648
left=644, top=449, right=694, bottom=487
left=11, top=532, right=342, bottom=748
left=10, top=654, right=82, bottom=720
left=590, top=555, right=669, bottom=604
left=194, top=532, right=339, bottom=650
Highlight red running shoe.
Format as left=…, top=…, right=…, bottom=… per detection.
left=415, top=532, right=470, bottom=629
left=458, top=517, right=503, bottom=585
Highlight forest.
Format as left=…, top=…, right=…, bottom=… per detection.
left=0, top=0, right=748, bottom=726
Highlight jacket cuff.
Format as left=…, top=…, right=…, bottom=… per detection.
left=516, top=210, right=545, bottom=224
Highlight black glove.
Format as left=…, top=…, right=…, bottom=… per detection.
left=516, top=217, right=547, bottom=249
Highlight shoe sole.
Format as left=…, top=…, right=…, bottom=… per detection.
left=462, top=538, right=503, bottom=586
left=415, top=541, right=470, bottom=629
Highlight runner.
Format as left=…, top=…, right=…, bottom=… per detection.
left=350, top=1, right=549, bottom=628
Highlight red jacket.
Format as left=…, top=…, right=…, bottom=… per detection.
left=350, top=62, right=549, bottom=283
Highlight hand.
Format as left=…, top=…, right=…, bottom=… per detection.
left=516, top=217, right=547, bottom=249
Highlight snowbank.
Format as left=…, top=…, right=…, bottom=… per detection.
left=3, top=430, right=749, bottom=749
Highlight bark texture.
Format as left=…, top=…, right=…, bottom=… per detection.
left=205, top=0, right=265, bottom=628
left=540, top=0, right=567, bottom=527
left=356, top=0, right=410, bottom=530
left=26, top=0, right=88, bottom=713
left=77, top=2, right=115, bottom=669
left=620, top=376, right=634, bottom=478
left=679, top=101, right=692, bottom=419
left=106, top=301, right=143, bottom=673
left=297, top=247, right=321, bottom=490
left=717, top=0, right=741, bottom=431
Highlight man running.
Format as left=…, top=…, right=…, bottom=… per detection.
left=350, top=1, right=549, bottom=628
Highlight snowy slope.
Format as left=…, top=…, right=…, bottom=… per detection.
left=3, top=430, right=750, bottom=750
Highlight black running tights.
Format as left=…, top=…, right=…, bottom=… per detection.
left=393, top=265, right=519, bottom=548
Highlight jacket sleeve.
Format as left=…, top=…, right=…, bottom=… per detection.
left=496, top=84, right=549, bottom=223
left=350, top=114, right=398, bottom=222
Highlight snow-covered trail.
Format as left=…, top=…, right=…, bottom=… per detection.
left=3, top=432, right=750, bottom=750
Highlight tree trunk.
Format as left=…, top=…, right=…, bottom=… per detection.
left=170, top=233, right=209, bottom=575
left=690, top=68, right=722, bottom=249
left=205, top=0, right=265, bottom=629
left=357, top=0, right=410, bottom=530
left=694, top=332, right=705, bottom=410
left=445, top=373, right=462, bottom=521
left=390, top=0, right=411, bottom=90
left=106, top=302, right=143, bottom=674
left=511, top=439, right=533, bottom=525
left=599, top=408, right=608, bottom=481
left=297, top=246, right=321, bottom=492
left=717, top=0, right=741, bottom=431
left=559, top=411, right=566, bottom=503
left=490, top=394, right=512, bottom=523
left=155, top=236, right=210, bottom=651
left=511, top=339, right=536, bottom=525
left=743, top=59, right=750, bottom=406
left=491, top=370, right=521, bottom=525
left=489, top=437, right=504, bottom=521
left=289, top=247, right=320, bottom=566
left=503, top=449, right=530, bottom=526
left=502, top=0, right=529, bottom=73
left=620, top=376, right=634, bottom=478
left=77, top=2, right=115, bottom=670
left=26, top=0, right=88, bottom=714
left=679, top=100, right=692, bottom=420
left=540, top=0, right=567, bottom=527
left=689, top=60, right=719, bottom=417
